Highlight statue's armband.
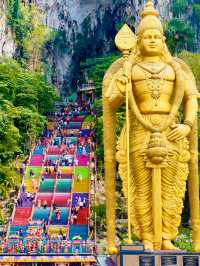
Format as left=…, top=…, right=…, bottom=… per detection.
left=183, top=76, right=198, bottom=102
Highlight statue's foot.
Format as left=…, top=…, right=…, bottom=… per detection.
left=193, top=241, right=200, bottom=252
left=143, top=240, right=154, bottom=251
left=162, top=240, right=180, bottom=251
left=126, top=239, right=133, bottom=245
left=107, top=246, right=118, bottom=255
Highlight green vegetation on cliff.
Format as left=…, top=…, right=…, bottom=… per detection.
left=6, top=0, right=51, bottom=69
left=165, top=19, right=194, bottom=54
left=81, top=54, right=120, bottom=96
left=193, top=4, right=200, bottom=22
left=0, top=58, right=57, bottom=209
left=165, top=0, right=200, bottom=54
left=0, top=2, right=57, bottom=223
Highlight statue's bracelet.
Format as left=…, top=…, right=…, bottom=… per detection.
left=184, top=120, right=193, bottom=129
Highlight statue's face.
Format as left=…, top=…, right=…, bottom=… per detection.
left=140, top=29, right=164, bottom=56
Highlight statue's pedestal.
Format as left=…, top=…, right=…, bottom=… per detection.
left=111, top=245, right=200, bottom=266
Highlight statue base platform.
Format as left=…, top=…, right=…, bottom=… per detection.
left=111, top=245, right=200, bottom=266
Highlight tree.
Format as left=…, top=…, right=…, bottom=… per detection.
left=81, top=54, right=120, bottom=96
left=0, top=109, right=20, bottom=164
left=193, top=4, right=200, bottom=22
left=23, top=5, right=51, bottom=71
left=14, top=107, right=46, bottom=152
left=171, top=0, right=189, bottom=18
left=0, top=58, right=57, bottom=114
left=0, top=165, right=21, bottom=200
left=0, top=1, right=57, bottom=219
left=178, top=51, right=200, bottom=89
left=165, top=18, right=195, bottom=54
left=7, top=1, right=51, bottom=68
left=0, top=58, right=57, bottom=201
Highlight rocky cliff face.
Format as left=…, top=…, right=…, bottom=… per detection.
left=37, top=0, right=118, bottom=91
left=35, top=0, right=175, bottom=92
left=2, top=0, right=199, bottom=93
left=0, top=0, right=15, bottom=57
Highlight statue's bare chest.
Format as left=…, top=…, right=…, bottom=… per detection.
left=132, top=62, right=176, bottom=100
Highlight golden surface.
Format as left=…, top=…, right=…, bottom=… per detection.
left=103, top=0, right=200, bottom=253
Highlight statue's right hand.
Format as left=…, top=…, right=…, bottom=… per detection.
left=116, top=61, right=132, bottom=95
left=117, top=75, right=129, bottom=85
left=116, top=75, right=129, bottom=94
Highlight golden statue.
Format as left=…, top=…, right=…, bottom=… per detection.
left=103, top=0, right=200, bottom=253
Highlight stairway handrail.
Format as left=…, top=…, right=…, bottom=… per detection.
left=30, top=130, right=52, bottom=224
left=48, top=142, right=59, bottom=226
left=67, top=135, right=78, bottom=239
left=89, top=113, right=97, bottom=252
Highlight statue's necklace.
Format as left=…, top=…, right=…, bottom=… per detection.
left=138, top=62, right=167, bottom=100
left=138, top=61, right=166, bottom=74
left=129, top=60, right=183, bottom=133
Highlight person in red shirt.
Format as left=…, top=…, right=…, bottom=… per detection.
left=55, top=208, right=60, bottom=221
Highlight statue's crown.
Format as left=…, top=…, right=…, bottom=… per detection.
left=137, top=0, right=163, bottom=36
left=141, top=0, right=159, bottom=18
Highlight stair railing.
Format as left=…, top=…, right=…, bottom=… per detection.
left=48, top=152, right=59, bottom=226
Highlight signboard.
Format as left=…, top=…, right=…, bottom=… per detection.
left=118, top=245, right=200, bottom=266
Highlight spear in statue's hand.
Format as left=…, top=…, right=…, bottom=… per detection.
left=115, top=24, right=137, bottom=245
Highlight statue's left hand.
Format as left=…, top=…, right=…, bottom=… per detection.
left=167, top=124, right=191, bottom=141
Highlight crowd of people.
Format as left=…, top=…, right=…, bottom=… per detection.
left=2, top=95, right=97, bottom=255
left=70, top=196, right=88, bottom=225
left=0, top=237, right=95, bottom=254
left=16, top=191, right=35, bottom=208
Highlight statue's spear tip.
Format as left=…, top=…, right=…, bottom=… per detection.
left=141, top=0, right=158, bottom=18
left=146, top=0, right=154, bottom=7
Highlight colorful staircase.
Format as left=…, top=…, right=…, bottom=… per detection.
left=7, top=105, right=95, bottom=254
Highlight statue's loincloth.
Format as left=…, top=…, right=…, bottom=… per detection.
left=116, top=113, right=190, bottom=241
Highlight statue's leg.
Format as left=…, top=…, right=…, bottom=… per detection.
left=131, top=152, right=153, bottom=249
left=162, top=155, right=188, bottom=250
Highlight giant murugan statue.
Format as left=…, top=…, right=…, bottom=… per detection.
left=103, top=0, right=200, bottom=253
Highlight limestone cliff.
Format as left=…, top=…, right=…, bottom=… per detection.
left=0, top=0, right=15, bottom=57
left=36, top=0, right=175, bottom=92
left=1, top=0, right=200, bottom=93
